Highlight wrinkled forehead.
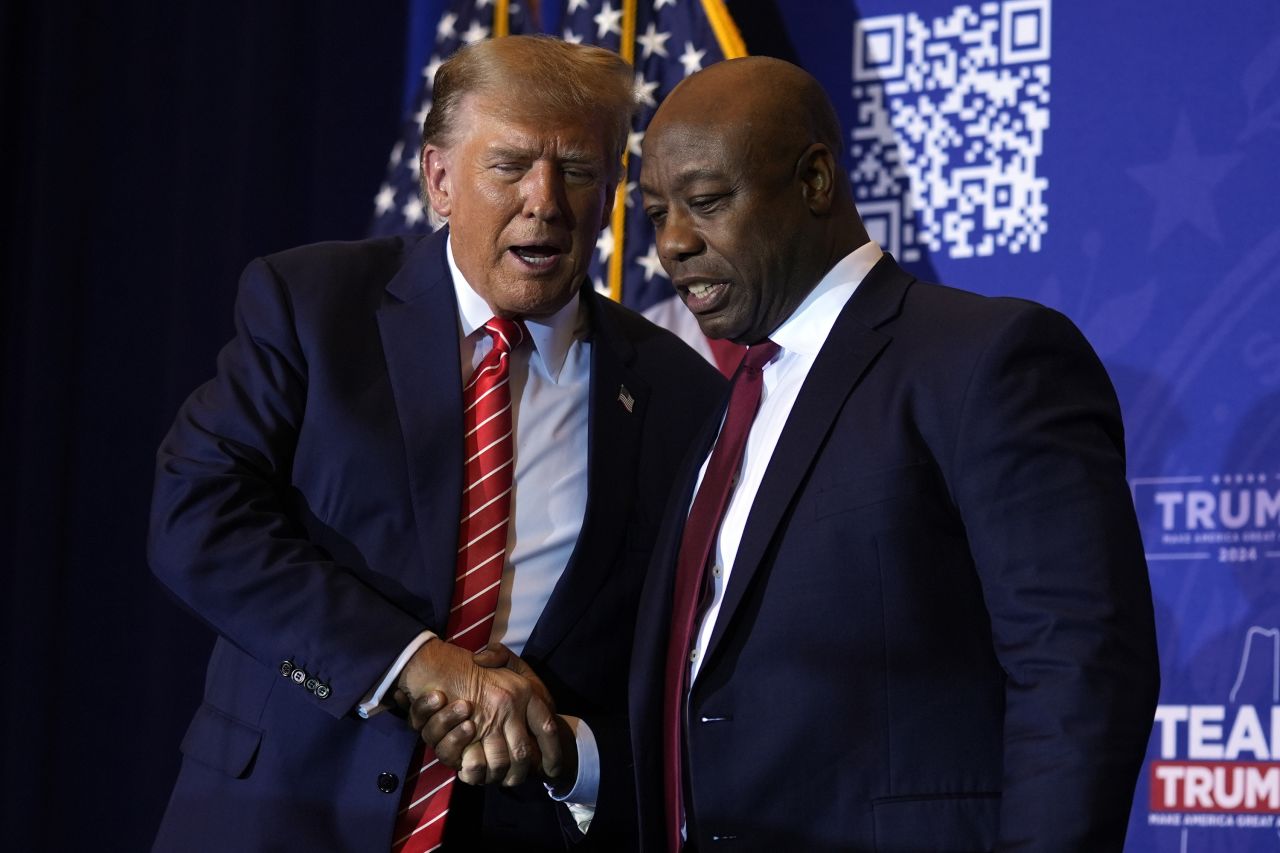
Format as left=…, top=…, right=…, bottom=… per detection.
left=641, top=114, right=756, bottom=186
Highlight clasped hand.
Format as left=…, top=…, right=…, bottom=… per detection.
left=394, top=640, right=569, bottom=788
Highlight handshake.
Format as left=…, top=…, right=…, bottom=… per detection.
left=392, top=639, right=575, bottom=790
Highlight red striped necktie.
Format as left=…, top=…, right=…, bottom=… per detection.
left=661, top=339, right=780, bottom=851
left=392, top=317, right=526, bottom=853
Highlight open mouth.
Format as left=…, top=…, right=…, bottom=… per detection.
left=678, top=279, right=730, bottom=312
left=509, top=244, right=563, bottom=271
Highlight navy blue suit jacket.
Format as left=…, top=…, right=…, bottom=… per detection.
left=149, top=229, right=725, bottom=851
left=629, top=256, right=1160, bottom=852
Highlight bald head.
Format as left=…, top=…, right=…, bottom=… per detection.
left=639, top=57, right=867, bottom=344
left=655, top=57, right=844, bottom=162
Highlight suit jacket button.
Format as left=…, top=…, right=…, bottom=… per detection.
left=291, top=668, right=308, bottom=685
left=377, top=772, right=399, bottom=793
left=305, top=677, right=319, bottom=693
left=315, top=682, right=331, bottom=700
left=279, top=660, right=294, bottom=678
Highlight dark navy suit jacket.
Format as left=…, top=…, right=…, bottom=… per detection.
left=149, top=228, right=724, bottom=852
left=629, top=255, right=1160, bottom=852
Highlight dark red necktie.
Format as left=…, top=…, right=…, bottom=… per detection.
left=661, top=339, right=781, bottom=851
left=392, top=317, right=525, bottom=853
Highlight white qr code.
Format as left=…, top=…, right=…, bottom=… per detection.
left=851, top=0, right=1051, bottom=261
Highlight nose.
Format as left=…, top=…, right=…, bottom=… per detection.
left=522, top=162, right=565, bottom=223
left=656, top=208, right=703, bottom=264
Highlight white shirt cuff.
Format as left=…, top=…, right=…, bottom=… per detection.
left=356, top=630, right=436, bottom=719
left=546, top=714, right=599, bottom=834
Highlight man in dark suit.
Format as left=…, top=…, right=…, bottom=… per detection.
left=629, top=57, right=1160, bottom=851
left=148, top=36, right=723, bottom=852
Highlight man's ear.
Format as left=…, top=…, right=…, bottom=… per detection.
left=796, top=142, right=837, bottom=215
left=421, top=144, right=453, bottom=219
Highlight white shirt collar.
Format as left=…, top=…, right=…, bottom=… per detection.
left=446, top=234, right=582, bottom=382
left=769, top=241, right=884, bottom=357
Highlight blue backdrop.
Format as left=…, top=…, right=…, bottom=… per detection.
left=377, top=1, right=1280, bottom=848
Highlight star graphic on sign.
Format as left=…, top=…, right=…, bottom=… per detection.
left=637, top=22, right=672, bottom=59
left=568, top=0, right=590, bottom=12
left=628, top=130, right=644, bottom=157
left=594, top=1, right=623, bottom=39
left=634, top=74, right=659, bottom=108
left=436, top=12, right=458, bottom=40
left=562, top=28, right=583, bottom=44
left=423, top=55, right=443, bottom=85
left=596, top=225, right=615, bottom=263
left=636, top=243, right=669, bottom=282
left=461, top=21, right=491, bottom=45
left=1127, top=113, right=1242, bottom=249
left=403, top=196, right=425, bottom=226
left=679, top=41, right=706, bottom=77
left=375, top=184, right=396, bottom=216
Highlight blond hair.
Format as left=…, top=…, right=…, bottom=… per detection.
left=422, top=35, right=636, bottom=175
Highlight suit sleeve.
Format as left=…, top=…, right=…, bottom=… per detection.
left=148, top=257, right=427, bottom=717
left=950, top=304, right=1160, bottom=851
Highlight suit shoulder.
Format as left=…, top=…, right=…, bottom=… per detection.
left=904, top=280, right=1088, bottom=349
left=595, top=298, right=724, bottom=394
left=257, top=235, right=418, bottom=291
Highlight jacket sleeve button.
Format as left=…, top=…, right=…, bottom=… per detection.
left=377, top=772, right=399, bottom=793
left=279, top=660, right=295, bottom=678
left=315, top=682, right=331, bottom=700
left=291, top=668, right=308, bottom=685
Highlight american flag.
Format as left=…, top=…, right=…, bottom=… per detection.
left=369, top=0, right=746, bottom=371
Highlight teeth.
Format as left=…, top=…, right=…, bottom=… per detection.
left=687, top=282, right=718, bottom=298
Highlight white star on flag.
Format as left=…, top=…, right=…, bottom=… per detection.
left=594, top=1, right=623, bottom=39
left=679, top=41, right=707, bottom=76
left=568, top=0, right=590, bottom=12
left=423, top=55, right=443, bottom=84
left=562, top=28, right=583, bottom=44
left=628, top=130, right=645, bottom=157
left=388, top=141, right=403, bottom=167
left=624, top=180, right=638, bottom=207
left=436, top=12, right=458, bottom=40
left=461, top=21, right=490, bottom=44
left=637, top=22, right=672, bottom=59
left=375, top=184, right=396, bottom=216
left=636, top=243, right=669, bottom=282
left=655, top=0, right=677, bottom=8
left=402, top=197, right=425, bottom=226
left=634, top=74, right=660, bottom=108
left=595, top=226, right=615, bottom=263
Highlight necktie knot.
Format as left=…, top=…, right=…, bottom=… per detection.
left=740, top=339, right=780, bottom=373
left=483, top=317, right=526, bottom=355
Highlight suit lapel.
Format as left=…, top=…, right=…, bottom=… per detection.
left=376, top=229, right=463, bottom=631
left=524, top=291, right=649, bottom=660
left=700, top=256, right=914, bottom=670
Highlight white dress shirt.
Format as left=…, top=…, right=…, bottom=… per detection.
left=688, top=242, right=884, bottom=684
left=359, top=237, right=601, bottom=813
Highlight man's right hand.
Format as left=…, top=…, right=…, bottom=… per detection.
left=396, top=639, right=560, bottom=787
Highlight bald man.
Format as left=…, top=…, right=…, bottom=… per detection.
left=628, top=57, right=1160, bottom=852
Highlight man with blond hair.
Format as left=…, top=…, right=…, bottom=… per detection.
left=149, top=36, right=722, bottom=852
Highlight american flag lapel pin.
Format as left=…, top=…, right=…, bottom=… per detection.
left=617, top=385, right=635, bottom=413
